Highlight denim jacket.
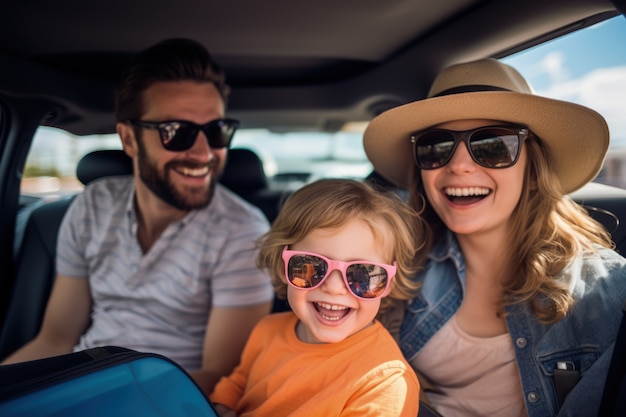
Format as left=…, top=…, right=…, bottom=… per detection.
left=400, top=231, right=626, bottom=417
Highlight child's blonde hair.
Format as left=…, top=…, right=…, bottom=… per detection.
left=257, top=178, right=430, bottom=314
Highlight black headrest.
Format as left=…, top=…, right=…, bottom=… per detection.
left=76, top=148, right=267, bottom=193
left=76, top=150, right=133, bottom=185
left=220, top=148, right=268, bottom=193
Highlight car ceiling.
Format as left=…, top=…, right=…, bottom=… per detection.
left=0, top=0, right=622, bottom=135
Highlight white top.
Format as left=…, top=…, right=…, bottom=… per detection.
left=56, top=176, right=274, bottom=370
left=411, top=315, right=528, bottom=417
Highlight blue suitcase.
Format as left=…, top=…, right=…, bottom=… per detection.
left=0, top=346, right=218, bottom=417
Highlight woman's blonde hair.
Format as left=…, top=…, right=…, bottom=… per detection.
left=257, top=178, right=430, bottom=314
left=408, top=134, right=613, bottom=322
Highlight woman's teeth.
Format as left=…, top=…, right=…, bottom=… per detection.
left=445, top=186, right=489, bottom=197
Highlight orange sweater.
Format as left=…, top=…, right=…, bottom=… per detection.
left=210, top=312, right=419, bottom=416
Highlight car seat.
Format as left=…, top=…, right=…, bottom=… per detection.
left=220, top=148, right=289, bottom=223
left=75, top=149, right=133, bottom=185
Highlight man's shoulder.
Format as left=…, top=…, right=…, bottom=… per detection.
left=207, top=184, right=269, bottom=226
left=68, top=176, right=133, bottom=215
left=79, top=175, right=134, bottom=200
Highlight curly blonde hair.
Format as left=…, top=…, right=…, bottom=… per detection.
left=257, top=178, right=430, bottom=314
left=408, top=134, right=613, bottom=323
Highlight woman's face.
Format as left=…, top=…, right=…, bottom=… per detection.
left=420, top=119, right=527, bottom=239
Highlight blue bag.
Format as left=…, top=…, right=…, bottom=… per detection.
left=0, top=346, right=218, bottom=417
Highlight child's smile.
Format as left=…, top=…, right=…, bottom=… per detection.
left=314, top=302, right=351, bottom=322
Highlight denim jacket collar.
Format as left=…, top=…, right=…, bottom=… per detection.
left=429, top=230, right=465, bottom=273
left=407, top=230, right=466, bottom=313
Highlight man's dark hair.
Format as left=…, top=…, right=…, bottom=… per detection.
left=114, top=38, right=230, bottom=122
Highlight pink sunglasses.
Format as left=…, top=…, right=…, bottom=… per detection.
left=282, top=247, right=396, bottom=300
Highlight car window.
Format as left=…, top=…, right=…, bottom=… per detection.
left=21, top=15, right=626, bottom=202
left=502, top=15, right=626, bottom=191
left=21, top=129, right=122, bottom=202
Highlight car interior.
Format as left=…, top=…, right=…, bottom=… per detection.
left=0, top=0, right=625, bottom=414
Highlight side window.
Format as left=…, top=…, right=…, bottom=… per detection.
left=503, top=16, right=626, bottom=190
left=21, top=126, right=121, bottom=203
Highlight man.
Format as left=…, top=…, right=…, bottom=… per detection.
left=1, top=38, right=274, bottom=396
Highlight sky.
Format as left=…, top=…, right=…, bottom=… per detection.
left=502, top=15, right=626, bottom=148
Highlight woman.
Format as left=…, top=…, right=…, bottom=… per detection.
left=363, top=58, right=626, bottom=417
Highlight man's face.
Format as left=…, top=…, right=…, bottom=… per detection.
left=131, top=81, right=228, bottom=211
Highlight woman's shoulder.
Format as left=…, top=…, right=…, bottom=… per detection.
left=567, top=247, right=626, bottom=300
left=582, top=246, right=626, bottom=277
left=597, top=246, right=626, bottom=262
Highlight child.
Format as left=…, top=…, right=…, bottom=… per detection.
left=210, top=178, right=428, bottom=416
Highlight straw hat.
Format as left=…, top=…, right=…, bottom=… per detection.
left=363, top=58, right=609, bottom=194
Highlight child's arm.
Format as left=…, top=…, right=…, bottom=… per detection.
left=213, top=403, right=237, bottom=417
left=209, top=316, right=268, bottom=411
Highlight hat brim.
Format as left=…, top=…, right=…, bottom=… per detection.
left=363, top=91, right=609, bottom=194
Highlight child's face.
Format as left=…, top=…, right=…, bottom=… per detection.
left=287, top=218, right=390, bottom=344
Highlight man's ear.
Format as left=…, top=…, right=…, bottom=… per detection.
left=117, top=122, right=138, bottom=158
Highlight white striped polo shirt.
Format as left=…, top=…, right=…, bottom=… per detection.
left=56, top=175, right=274, bottom=370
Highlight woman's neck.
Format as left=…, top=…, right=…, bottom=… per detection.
left=455, top=228, right=512, bottom=283
left=454, top=230, right=512, bottom=337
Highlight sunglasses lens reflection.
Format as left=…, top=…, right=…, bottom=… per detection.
left=161, top=123, right=197, bottom=151
left=204, top=120, right=233, bottom=149
left=287, top=254, right=327, bottom=288
left=415, top=132, right=456, bottom=169
left=469, top=132, right=519, bottom=168
left=346, top=264, right=388, bottom=298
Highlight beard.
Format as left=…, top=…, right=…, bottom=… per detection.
left=136, top=139, right=221, bottom=211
